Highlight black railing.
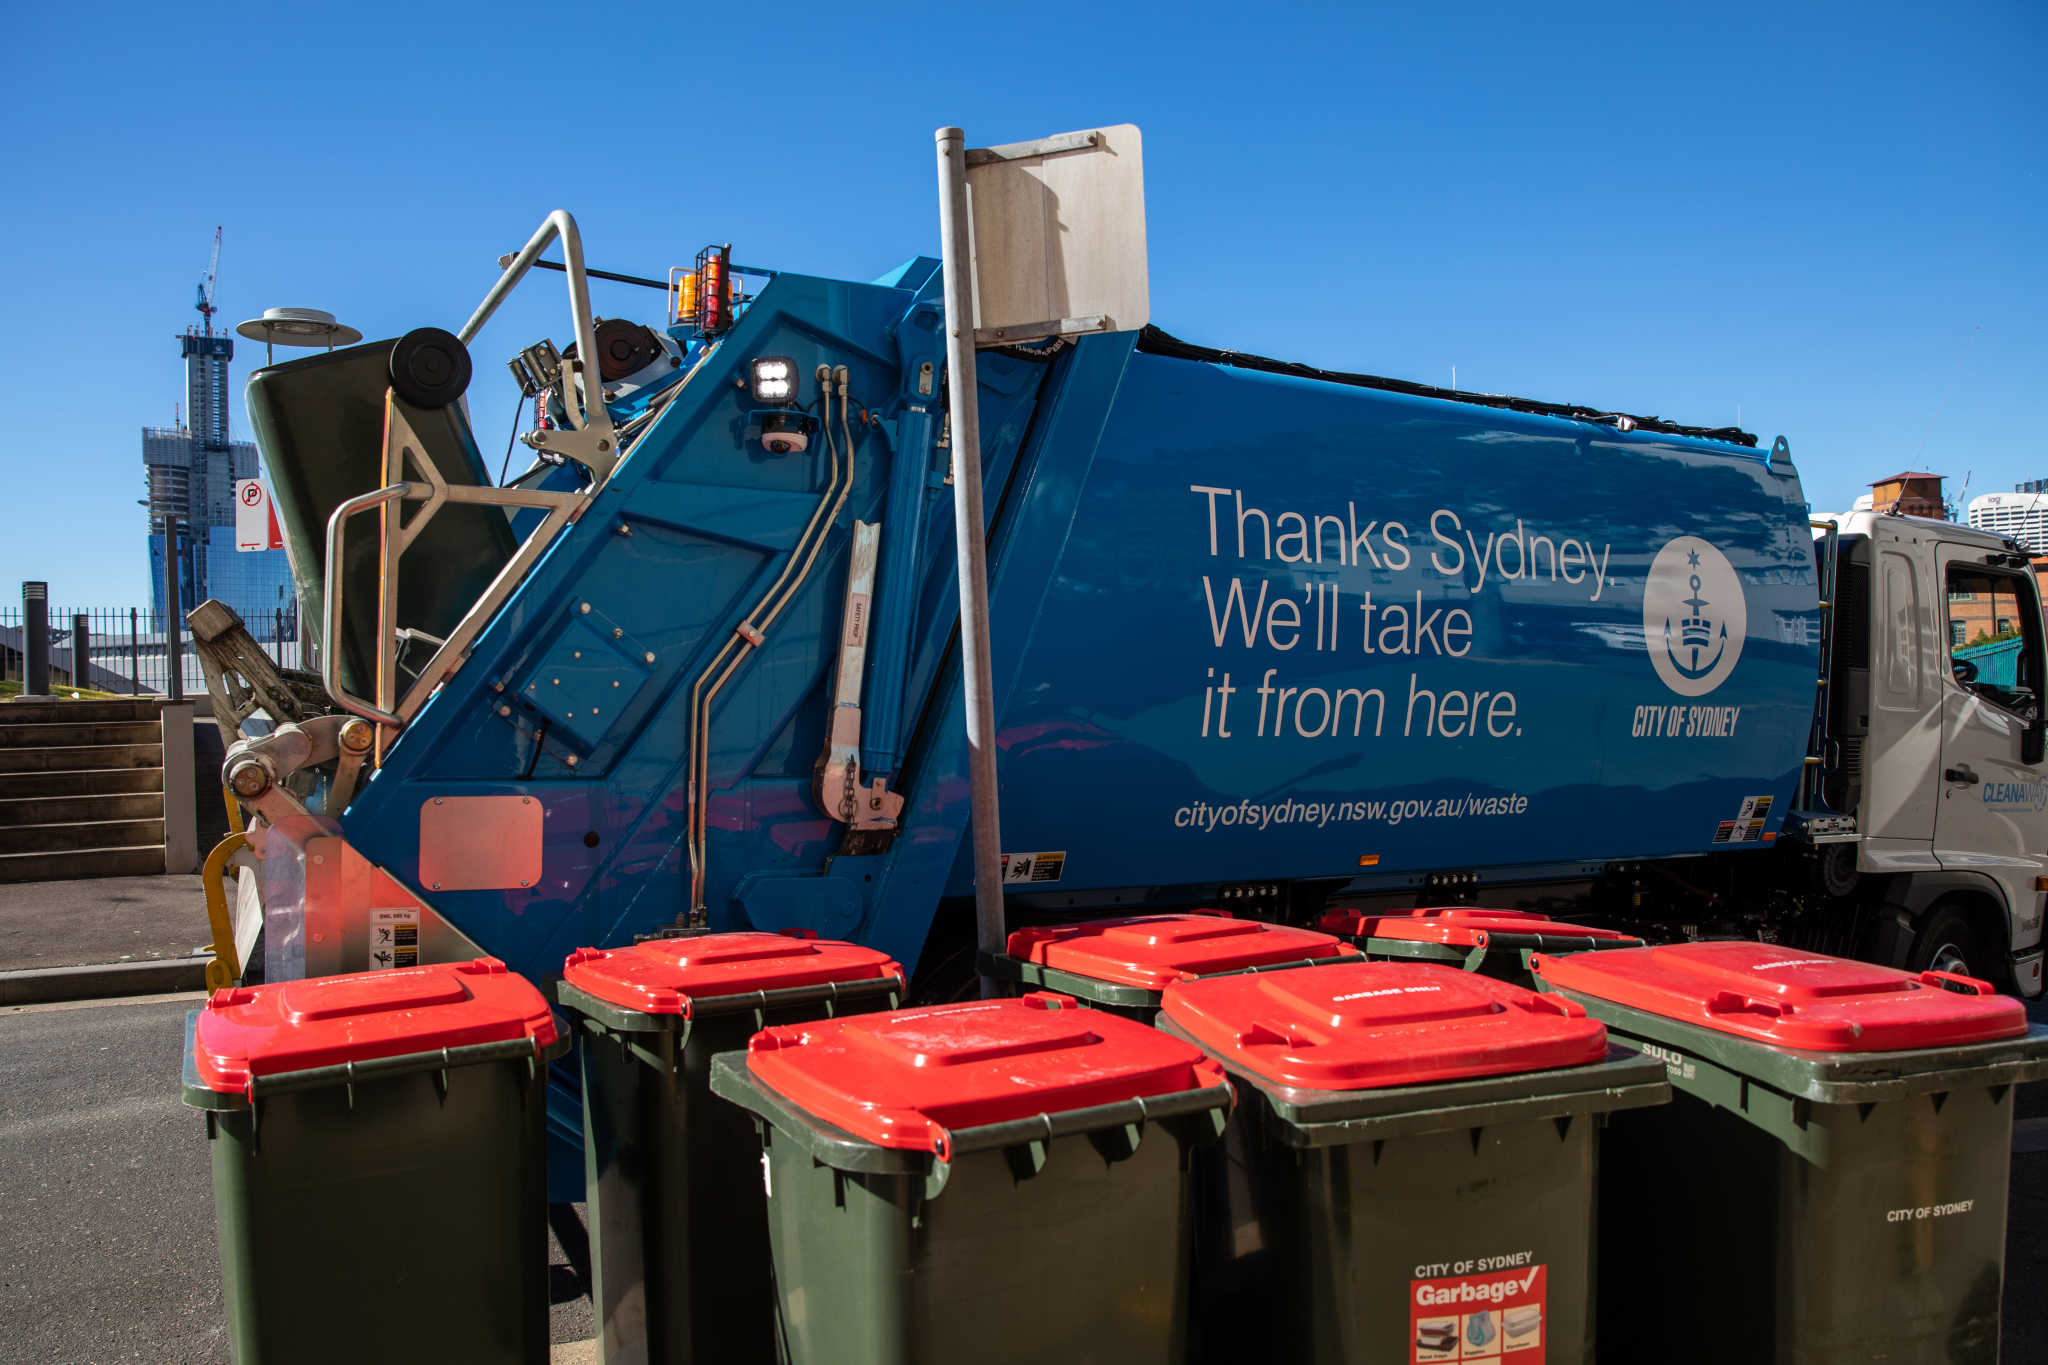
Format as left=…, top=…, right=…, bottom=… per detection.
left=0, top=605, right=302, bottom=697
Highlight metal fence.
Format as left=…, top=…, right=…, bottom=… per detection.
left=0, top=605, right=302, bottom=697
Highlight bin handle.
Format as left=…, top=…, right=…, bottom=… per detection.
left=243, top=1035, right=554, bottom=1101
left=1704, top=989, right=1786, bottom=1019
left=1234, top=1020, right=1320, bottom=1050
left=929, top=1075, right=1234, bottom=1163
left=1917, top=969, right=1995, bottom=996
left=1524, top=992, right=1586, bottom=1019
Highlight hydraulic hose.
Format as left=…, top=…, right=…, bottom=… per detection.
left=685, top=366, right=854, bottom=914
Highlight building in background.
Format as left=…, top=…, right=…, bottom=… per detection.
left=1867, top=471, right=1947, bottom=519
left=142, top=326, right=296, bottom=636
left=1966, top=486, right=2048, bottom=554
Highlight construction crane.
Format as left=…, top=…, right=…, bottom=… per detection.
left=195, top=226, right=222, bottom=335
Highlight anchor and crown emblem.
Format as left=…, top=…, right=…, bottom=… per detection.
left=1665, top=548, right=1728, bottom=680
left=1644, top=536, right=1746, bottom=697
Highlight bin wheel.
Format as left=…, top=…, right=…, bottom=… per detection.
left=1906, top=905, right=1995, bottom=984
left=389, top=327, right=472, bottom=409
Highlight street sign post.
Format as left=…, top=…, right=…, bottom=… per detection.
left=234, top=478, right=283, bottom=552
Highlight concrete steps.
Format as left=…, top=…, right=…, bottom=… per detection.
left=0, top=846, right=168, bottom=883
left=0, top=720, right=163, bottom=748
left=0, top=699, right=179, bottom=882
left=0, top=767, right=163, bottom=799
left=0, top=816, right=163, bottom=854
left=0, top=791, right=163, bottom=826
left=0, top=743, right=163, bottom=774
left=0, top=699, right=163, bottom=724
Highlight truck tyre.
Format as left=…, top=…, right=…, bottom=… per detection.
left=1905, top=904, right=1996, bottom=984
left=1817, top=843, right=1858, bottom=899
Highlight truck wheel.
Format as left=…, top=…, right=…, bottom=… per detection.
left=1906, top=905, right=1997, bottom=985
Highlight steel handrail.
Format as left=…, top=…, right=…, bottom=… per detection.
left=324, top=484, right=412, bottom=728
left=319, top=212, right=637, bottom=739
left=324, top=476, right=587, bottom=734
left=461, top=209, right=617, bottom=482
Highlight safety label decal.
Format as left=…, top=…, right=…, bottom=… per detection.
left=1714, top=794, right=1773, bottom=844
left=1000, top=851, right=1066, bottom=885
left=368, top=906, right=420, bottom=971
left=1411, top=1263, right=1545, bottom=1361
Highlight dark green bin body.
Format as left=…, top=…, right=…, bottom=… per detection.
left=709, top=1051, right=1230, bottom=1365
left=245, top=340, right=517, bottom=700
left=980, top=949, right=1356, bottom=1022
left=181, top=1014, right=564, bottom=1365
left=1156, top=1015, right=1667, bottom=1365
left=1352, top=932, right=1636, bottom=989
left=559, top=976, right=901, bottom=1365
left=1539, top=986, right=2048, bottom=1364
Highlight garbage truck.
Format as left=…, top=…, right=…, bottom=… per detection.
left=198, top=124, right=2047, bottom=1189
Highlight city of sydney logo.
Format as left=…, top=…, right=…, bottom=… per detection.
left=1643, top=536, right=1746, bottom=697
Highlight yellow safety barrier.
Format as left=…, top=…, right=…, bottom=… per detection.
left=203, top=830, right=250, bottom=994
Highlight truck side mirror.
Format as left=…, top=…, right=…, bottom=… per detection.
left=2026, top=716, right=2045, bottom=766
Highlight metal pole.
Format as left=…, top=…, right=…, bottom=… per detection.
left=22, top=582, right=49, bottom=697
left=936, top=126, right=1008, bottom=996
left=129, top=607, right=139, bottom=695
left=163, top=520, right=185, bottom=702
left=72, top=614, right=88, bottom=692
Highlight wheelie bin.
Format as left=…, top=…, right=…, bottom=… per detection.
left=985, top=911, right=1359, bottom=1019
left=1529, top=940, right=2048, bottom=1363
left=1156, top=959, right=1669, bottom=1365
left=556, top=931, right=904, bottom=1365
left=708, top=990, right=1235, bottom=1365
left=1319, top=906, right=1641, bottom=986
left=180, top=957, right=565, bottom=1365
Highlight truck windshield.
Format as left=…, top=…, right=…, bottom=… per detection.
left=1945, top=565, right=2042, bottom=719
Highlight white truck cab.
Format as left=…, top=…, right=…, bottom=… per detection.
left=1825, top=511, right=2047, bottom=995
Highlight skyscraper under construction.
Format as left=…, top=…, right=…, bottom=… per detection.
left=141, top=234, right=294, bottom=636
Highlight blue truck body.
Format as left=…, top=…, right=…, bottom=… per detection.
left=333, top=260, right=1817, bottom=982
left=260, top=258, right=1816, bottom=1194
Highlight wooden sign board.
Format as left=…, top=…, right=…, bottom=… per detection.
left=965, top=124, right=1149, bottom=346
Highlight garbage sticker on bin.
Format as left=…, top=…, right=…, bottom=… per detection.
left=368, top=907, right=420, bottom=972
left=1411, top=1264, right=1544, bottom=1360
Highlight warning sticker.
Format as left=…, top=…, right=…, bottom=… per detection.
left=368, top=907, right=420, bottom=971
left=1000, top=850, right=1066, bottom=885
left=1719, top=794, right=1775, bottom=844
left=1411, top=1264, right=1545, bottom=1360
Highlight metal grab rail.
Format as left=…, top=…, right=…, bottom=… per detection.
left=324, top=483, right=411, bottom=728
left=314, top=209, right=640, bottom=738
left=1802, top=517, right=1841, bottom=811
left=462, top=209, right=618, bottom=481
left=323, top=472, right=584, bottom=733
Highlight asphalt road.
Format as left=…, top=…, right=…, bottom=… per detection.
left=0, top=992, right=590, bottom=1365
left=0, top=992, right=2042, bottom=1363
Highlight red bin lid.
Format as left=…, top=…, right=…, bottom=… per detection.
left=1161, top=961, right=1608, bottom=1091
left=743, top=992, right=1228, bottom=1155
left=1003, top=913, right=1357, bottom=989
left=562, top=932, right=903, bottom=1016
left=191, top=957, right=558, bottom=1095
left=1528, top=941, right=2028, bottom=1052
left=1318, top=906, right=1642, bottom=949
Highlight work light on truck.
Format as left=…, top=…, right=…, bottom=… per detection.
left=751, top=356, right=797, bottom=404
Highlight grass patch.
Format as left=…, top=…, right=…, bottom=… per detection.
left=0, top=680, right=133, bottom=701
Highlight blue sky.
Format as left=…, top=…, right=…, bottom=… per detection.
left=2, top=1, right=2041, bottom=605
